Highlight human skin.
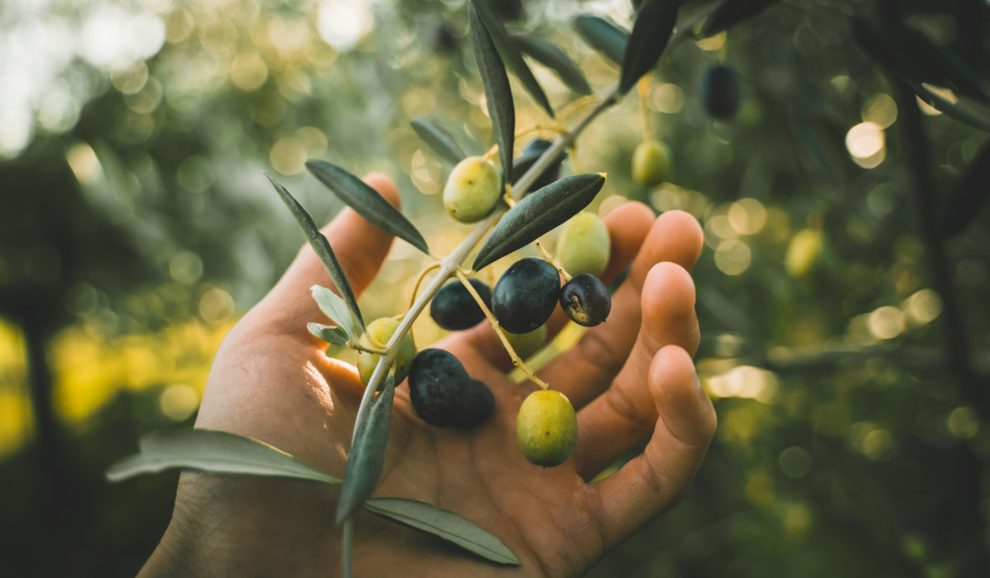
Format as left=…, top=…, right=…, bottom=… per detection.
left=139, top=173, right=716, bottom=578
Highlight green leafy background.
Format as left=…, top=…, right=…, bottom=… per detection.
left=1, top=0, right=988, bottom=576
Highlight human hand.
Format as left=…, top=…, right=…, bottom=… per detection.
left=141, top=174, right=716, bottom=578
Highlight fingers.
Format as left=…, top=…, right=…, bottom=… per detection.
left=572, top=262, right=699, bottom=478
left=591, top=346, right=716, bottom=549
left=461, top=201, right=655, bottom=369
left=253, top=173, right=400, bottom=337
left=538, top=211, right=703, bottom=402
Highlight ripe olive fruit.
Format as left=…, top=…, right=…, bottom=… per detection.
left=560, top=274, right=611, bottom=327
left=516, top=389, right=577, bottom=467
left=631, top=139, right=669, bottom=187
left=430, top=279, right=492, bottom=331
left=511, top=139, right=564, bottom=192
left=492, top=258, right=560, bottom=334
left=506, top=324, right=547, bottom=359
left=556, top=212, right=611, bottom=277
left=408, top=348, right=494, bottom=428
left=701, top=65, right=741, bottom=121
left=443, top=156, right=501, bottom=223
left=357, top=317, right=416, bottom=386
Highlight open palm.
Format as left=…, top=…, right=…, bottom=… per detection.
left=143, top=175, right=716, bottom=578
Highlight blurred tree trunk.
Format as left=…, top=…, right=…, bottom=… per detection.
left=23, top=321, right=72, bottom=527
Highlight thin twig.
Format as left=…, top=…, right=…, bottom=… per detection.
left=455, top=269, right=549, bottom=389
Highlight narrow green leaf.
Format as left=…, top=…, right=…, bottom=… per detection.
left=701, top=0, right=780, bottom=37
left=307, top=321, right=349, bottom=346
left=106, top=429, right=340, bottom=485
left=365, top=497, right=520, bottom=565
left=473, top=173, right=606, bottom=270
left=853, top=20, right=990, bottom=133
left=470, top=0, right=554, bottom=118
left=943, top=141, right=990, bottom=238
left=267, top=174, right=365, bottom=331
left=305, top=160, right=430, bottom=255
left=513, top=34, right=592, bottom=96
left=619, top=2, right=678, bottom=94
left=336, top=374, right=396, bottom=524
left=572, top=15, right=628, bottom=65
left=410, top=117, right=467, bottom=166
left=311, top=285, right=360, bottom=340
left=469, top=2, right=516, bottom=185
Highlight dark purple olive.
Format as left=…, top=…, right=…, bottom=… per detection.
left=492, top=258, right=560, bottom=334
left=559, top=274, right=611, bottom=327
left=408, top=349, right=494, bottom=428
left=430, top=279, right=492, bottom=331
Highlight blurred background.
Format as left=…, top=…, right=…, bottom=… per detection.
left=2, top=0, right=989, bottom=576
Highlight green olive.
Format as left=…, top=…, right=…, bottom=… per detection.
left=357, top=317, right=416, bottom=385
left=506, top=325, right=547, bottom=359
left=516, top=389, right=577, bottom=467
left=631, top=139, right=669, bottom=187
left=785, top=228, right=823, bottom=277
left=556, top=212, right=610, bottom=277
left=443, top=156, right=501, bottom=223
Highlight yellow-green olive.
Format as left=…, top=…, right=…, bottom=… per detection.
left=516, top=389, right=577, bottom=467
left=443, top=156, right=501, bottom=223
left=631, top=140, right=669, bottom=187
left=785, top=228, right=823, bottom=277
left=357, top=317, right=416, bottom=385
left=556, top=212, right=611, bottom=277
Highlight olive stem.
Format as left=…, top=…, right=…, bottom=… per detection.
left=535, top=241, right=571, bottom=282
left=638, top=78, right=654, bottom=140
left=455, top=269, right=549, bottom=389
left=407, top=263, right=442, bottom=311
left=349, top=343, right=388, bottom=355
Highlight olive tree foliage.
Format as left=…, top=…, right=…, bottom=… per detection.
left=2, top=0, right=990, bottom=576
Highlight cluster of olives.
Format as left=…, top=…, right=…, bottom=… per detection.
left=348, top=139, right=611, bottom=467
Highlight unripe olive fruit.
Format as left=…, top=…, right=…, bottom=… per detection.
left=443, top=156, right=501, bottom=223
left=785, top=228, right=824, bottom=277
left=556, top=212, right=611, bottom=277
left=516, top=389, right=577, bottom=467
left=492, top=258, right=561, bottom=334
left=357, top=317, right=416, bottom=386
left=701, top=65, right=741, bottom=121
left=506, top=324, right=547, bottom=359
left=560, top=274, right=611, bottom=327
left=409, top=348, right=494, bottom=428
left=430, top=279, right=492, bottom=331
left=511, top=139, right=564, bottom=192
left=632, top=140, right=670, bottom=187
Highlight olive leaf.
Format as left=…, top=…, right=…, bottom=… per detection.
left=336, top=373, right=397, bottom=524
left=470, top=0, right=554, bottom=118
left=307, top=321, right=349, bottom=346
left=267, top=174, right=365, bottom=331
left=469, top=2, right=516, bottom=185
left=106, top=429, right=340, bottom=485
left=473, top=173, right=606, bottom=270
left=311, top=285, right=362, bottom=340
left=943, top=141, right=990, bottom=238
left=365, top=498, right=520, bottom=565
left=853, top=20, right=990, bottom=133
left=701, top=0, right=781, bottom=37
left=619, top=2, right=679, bottom=94
left=305, top=160, right=430, bottom=255
left=572, top=15, right=628, bottom=65
left=513, top=34, right=592, bottom=96
left=410, top=117, right=467, bottom=166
